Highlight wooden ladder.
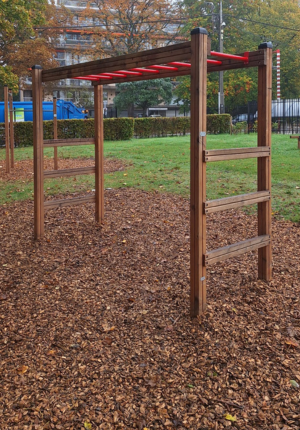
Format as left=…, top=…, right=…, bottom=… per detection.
left=190, top=34, right=272, bottom=317
left=32, top=67, right=104, bottom=239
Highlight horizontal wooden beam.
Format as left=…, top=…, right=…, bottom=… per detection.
left=44, top=138, right=95, bottom=147
left=204, top=191, right=270, bottom=214
left=44, top=195, right=95, bottom=211
left=205, top=235, right=270, bottom=265
left=204, top=146, right=270, bottom=162
left=44, top=166, right=95, bottom=178
left=41, top=43, right=263, bottom=83
left=207, top=49, right=266, bottom=73
left=42, top=42, right=192, bottom=82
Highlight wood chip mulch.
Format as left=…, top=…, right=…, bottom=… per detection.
left=0, top=157, right=127, bottom=183
left=0, top=188, right=300, bottom=430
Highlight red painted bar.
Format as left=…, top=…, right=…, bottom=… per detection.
left=118, top=70, right=143, bottom=75
left=210, top=51, right=249, bottom=63
left=168, top=62, right=191, bottom=67
left=101, top=72, right=127, bottom=77
left=149, top=65, right=178, bottom=71
left=130, top=68, right=159, bottom=73
left=207, top=59, right=222, bottom=65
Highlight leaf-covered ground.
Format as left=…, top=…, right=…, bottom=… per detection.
left=0, top=157, right=126, bottom=183
left=0, top=185, right=300, bottom=429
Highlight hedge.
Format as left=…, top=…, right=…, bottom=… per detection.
left=0, top=114, right=231, bottom=147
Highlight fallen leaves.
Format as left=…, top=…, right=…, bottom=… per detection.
left=16, top=365, right=28, bottom=375
left=224, top=413, right=237, bottom=422
left=0, top=188, right=299, bottom=428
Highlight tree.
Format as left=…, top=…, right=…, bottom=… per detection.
left=0, top=1, right=72, bottom=92
left=113, top=79, right=173, bottom=117
left=0, top=0, right=48, bottom=90
left=77, top=0, right=184, bottom=58
left=180, top=0, right=300, bottom=107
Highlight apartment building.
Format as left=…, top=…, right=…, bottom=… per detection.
left=24, top=0, right=186, bottom=117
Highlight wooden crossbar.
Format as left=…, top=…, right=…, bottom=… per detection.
left=44, top=138, right=95, bottom=147
left=44, top=166, right=95, bottom=178
left=204, top=191, right=270, bottom=214
left=205, top=235, right=270, bottom=265
left=44, top=195, right=95, bottom=211
left=204, top=146, right=270, bottom=162
left=42, top=42, right=192, bottom=82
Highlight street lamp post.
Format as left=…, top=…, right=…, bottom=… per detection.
left=218, top=0, right=225, bottom=114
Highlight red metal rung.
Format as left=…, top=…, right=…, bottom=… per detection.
left=118, top=70, right=143, bottom=76
left=168, top=62, right=191, bottom=67
left=100, top=72, right=127, bottom=77
left=75, top=76, right=100, bottom=81
left=207, top=59, right=222, bottom=65
left=88, top=75, right=113, bottom=79
left=210, top=51, right=249, bottom=63
left=148, top=65, right=178, bottom=71
left=130, top=68, right=160, bottom=73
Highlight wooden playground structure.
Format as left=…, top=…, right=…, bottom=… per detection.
left=31, top=28, right=272, bottom=317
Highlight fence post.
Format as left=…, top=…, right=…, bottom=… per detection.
left=190, top=28, right=208, bottom=317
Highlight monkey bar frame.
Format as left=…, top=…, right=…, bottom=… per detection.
left=32, top=28, right=272, bottom=317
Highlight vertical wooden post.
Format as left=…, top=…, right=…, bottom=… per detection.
left=32, top=66, right=44, bottom=240
left=8, top=90, right=14, bottom=169
left=4, top=86, right=10, bottom=174
left=190, top=28, right=208, bottom=317
left=53, top=96, right=58, bottom=169
left=257, top=43, right=272, bottom=280
left=94, top=84, right=104, bottom=223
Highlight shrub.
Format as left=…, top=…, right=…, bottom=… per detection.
left=232, top=121, right=248, bottom=134
left=1, top=114, right=231, bottom=147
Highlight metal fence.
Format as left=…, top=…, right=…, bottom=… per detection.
left=228, top=99, right=300, bottom=134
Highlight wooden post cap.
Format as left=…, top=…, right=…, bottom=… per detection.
left=191, top=28, right=208, bottom=35
left=258, top=42, right=273, bottom=49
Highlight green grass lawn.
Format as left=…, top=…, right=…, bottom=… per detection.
left=1, top=133, right=299, bottom=222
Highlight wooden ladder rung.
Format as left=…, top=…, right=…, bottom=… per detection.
left=44, top=138, right=95, bottom=147
left=204, top=146, right=270, bottom=162
left=44, top=166, right=95, bottom=178
left=204, top=191, right=270, bottom=214
left=205, top=235, right=270, bottom=265
left=44, top=195, right=95, bottom=211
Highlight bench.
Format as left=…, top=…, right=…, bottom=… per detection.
left=290, top=135, right=300, bottom=149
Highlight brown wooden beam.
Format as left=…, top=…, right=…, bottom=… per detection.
left=257, top=42, right=272, bottom=281
left=8, top=90, right=14, bottom=169
left=44, top=195, right=95, bottom=211
left=190, top=28, right=207, bottom=317
left=94, top=84, right=104, bottom=223
left=32, top=66, right=44, bottom=240
left=207, top=49, right=266, bottom=73
left=204, top=146, right=270, bottom=162
left=44, top=166, right=95, bottom=178
left=4, top=86, right=10, bottom=174
left=42, top=42, right=192, bottom=82
left=204, top=191, right=270, bottom=214
left=44, top=138, right=95, bottom=147
left=53, top=97, right=58, bottom=169
left=206, top=235, right=270, bottom=265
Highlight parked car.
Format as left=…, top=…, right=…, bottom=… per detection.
left=232, top=114, right=248, bottom=124
left=149, top=114, right=161, bottom=117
